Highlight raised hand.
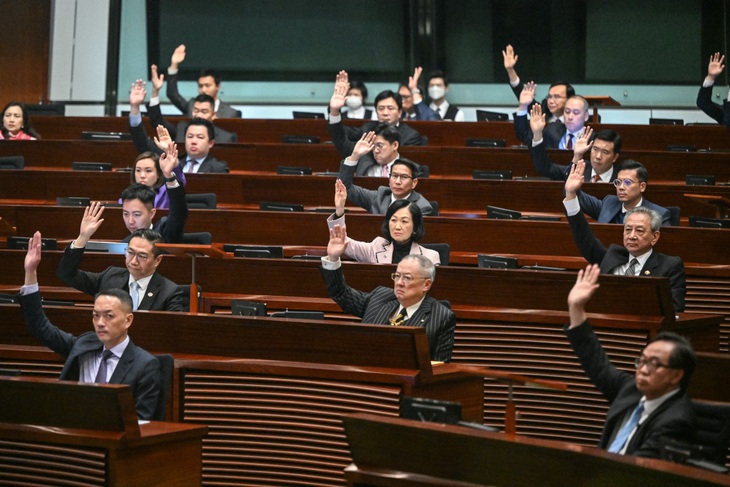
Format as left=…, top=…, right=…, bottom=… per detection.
left=408, top=66, right=423, bottom=93
left=573, top=126, right=594, bottom=160
left=567, top=264, right=601, bottom=328
left=159, top=142, right=179, bottom=178
left=502, top=44, right=518, bottom=70
left=170, top=44, right=186, bottom=69
left=334, top=179, right=347, bottom=217
left=153, top=124, right=173, bottom=152
left=707, top=52, right=725, bottom=80
left=24, top=231, right=43, bottom=284
left=75, top=201, right=105, bottom=248
left=329, top=70, right=350, bottom=115
left=327, top=224, right=348, bottom=261
left=564, top=160, right=586, bottom=199
left=129, top=79, right=147, bottom=110
left=529, top=103, right=546, bottom=136
left=350, top=131, right=375, bottom=161
left=519, top=81, right=536, bottom=110
left=150, top=64, right=165, bottom=95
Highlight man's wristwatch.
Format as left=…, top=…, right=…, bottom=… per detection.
left=164, top=174, right=177, bottom=183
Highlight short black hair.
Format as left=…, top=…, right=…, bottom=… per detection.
left=96, top=288, right=134, bottom=313
left=131, top=152, right=163, bottom=188
left=129, top=228, right=164, bottom=257
left=198, top=69, right=221, bottom=86
left=650, top=332, right=696, bottom=391
left=374, top=90, right=402, bottom=110
left=374, top=122, right=400, bottom=145
left=392, top=158, right=420, bottom=179
left=549, top=82, right=575, bottom=98
left=427, top=69, right=449, bottom=86
left=381, top=199, right=426, bottom=242
left=618, top=159, right=648, bottom=183
left=192, top=93, right=215, bottom=107
left=186, top=117, right=215, bottom=141
left=121, top=183, right=156, bottom=209
left=592, top=129, right=622, bottom=154
left=348, top=79, right=368, bottom=101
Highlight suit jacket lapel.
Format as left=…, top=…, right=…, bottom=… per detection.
left=138, top=273, right=161, bottom=310
left=408, top=297, right=432, bottom=327
left=375, top=241, right=391, bottom=264
left=640, top=252, right=660, bottom=277
left=109, top=342, right=136, bottom=384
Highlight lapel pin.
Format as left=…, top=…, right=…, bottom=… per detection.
left=644, top=270, right=650, bottom=275
left=147, top=292, right=154, bottom=297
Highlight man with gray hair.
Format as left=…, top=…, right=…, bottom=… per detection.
left=321, top=230, right=455, bottom=362
left=563, top=162, right=686, bottom=311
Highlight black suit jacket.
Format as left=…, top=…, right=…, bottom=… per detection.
left=119, top=183, right=188, bottom=243
left=321, top=265, right=455, bottom=362
left=166, top=72, right=242, bottom=118
left=56, top=245, right=186, bottom=312
left=183, top=154, right=230, bottom=174
left=696, top=84, right=728, bottom=127
left=529, top=140, right=619, bottom=182
left=565, top=321, right=694, bottom=457
left=513, top=112, right=566, bottom=148
left=146, top=103, right=238, bottom=145
left=19, top=290, right=161, bottom=419
left=567, top=211, right=686, bottom=311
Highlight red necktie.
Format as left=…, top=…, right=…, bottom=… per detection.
left=592, top=174, right=600, bottom=183
left=566, top=134, right=573, bottom=150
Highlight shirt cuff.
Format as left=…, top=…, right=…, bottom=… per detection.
left=149, top=96, right=160, bottom=107
left=510, top=77, right=521, bottom=88
left=129, top=112, right=142, bottom=127
left=20, top=283, right=39, bottom=295
left=516, top=108, right=528, bottom=116
left=329, top=113, right=342, bottom=124
left=563, top=196, right=581, bottom=216
left=168, top=68, right=178, bottom=75
left=532, top=138, right=544, bottom=147
left=344, top=158, right=358, bottom=167
left=703, top=78, right=715, bottom=88
left=321, top=257, right=341, bottom=270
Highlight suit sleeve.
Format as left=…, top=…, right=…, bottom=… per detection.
left=328, top=121, right=357, bottom=158
left=321, top=266, right=372, bottom=318
left=413, top=101, right=441, bottom=121
left=513, top=113, right=533, bottom=145
left=56, top=245, right=106, bottom=297
left=18, top=291, right=77, bottom=357
left=430, top=305, right=456, bottom=362
left=529, top=140, right=570, bottom=180
left=567, top=212, right=608, bottom=265
left=696, top=84, right=724, bottom=124
left=338, top=161, right=378, bottom=212
left=147, top=103, right=178, bottom=141
left=666, top=256, right=686, bottom=312
left=576, top=191, right=603, bottom=221
left=165, top=72, right=191, bottom=116
left=159, top=184, right=188, bottom=243
left=399, top=124, right=425, bottom=146
left=165, top=284, right=188, bottom=312
left=129, top=118, right=163, bottom=156
left=130, top=351, right=162, bottom=420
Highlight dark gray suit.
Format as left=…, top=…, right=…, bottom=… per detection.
left=19, top=290, right=161, bottom=419
left=56, top=245, right=186, bottom=312
left=166, top=72, right=242, bottom=118
left=338, top=160, right=433, bottom=216
left=514, top=112, right=566, bottom=148
left=322, top=265, right=456, bottom=362
left=529, top=140, right=619, bottom=182
left=566, top=321, right=694, bottom=458
left=567, top=211, right=686, bottom=312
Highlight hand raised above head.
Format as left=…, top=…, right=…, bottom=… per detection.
left=327, top=224, right=348, bottom=261
left=350, top=131, right=375, bottom=161
left=564, top=160, right=586, bottom=198
left=573, top=126, right=594, bottom=157
left=75, top=201, right=105, bottom=247
left=529, top=103, right=545, bottom=134
left=170, top=44, right=186, bottom=68
left=129, top=79, right=147, bottom=107
left=502, top=44, right=518, bottom=70
left=329, top=70, right=350, bottom=114
left=150, top=64, right=165, bottom=93
left=154, top=124, right=173, bottom=152
left=160, top=142, right=178, bottom=178
left=707, top=52, right=725, bottom=79
left=519, top=81, right=536, bottom=109
left=24, top=231, right=43, bottom=276
left=334, top=179, right=347, bottom=216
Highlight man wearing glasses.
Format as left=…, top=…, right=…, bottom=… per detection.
left=338, top=130, right=434, bottom=216
left=565, top=159, right=672, bottom=226
left=563, top=162, right=686, bottom=312
left=321, top=243, right=455, bottom=362
left=565, top=264, right=696, bottom=458
left=56, top=204, right=186, bottom=312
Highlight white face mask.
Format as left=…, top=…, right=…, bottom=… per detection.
left=346, top=95, right=363, bottom=110
left=428, top=86, right=446, bottom=100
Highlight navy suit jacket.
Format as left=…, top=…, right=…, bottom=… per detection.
left=696, top=83, right=730, bottom=130
left=338, top=160, right=433, bottom=215
left=565, top=322, right=694, bottom=457
left=19, top=290, right=161, bottom=419
left=577, top=193, right=672, bottom=226
left=321, top=265, right=455, bottom=362
left=529, top=141, right=619, bottom=182
left=166, top=72, right=242, bottom=118
left=56, top=245, right=186, bottom=312
left=513, top=112, right=566, bottom=148
left=567, top=211, right=686, bottom=312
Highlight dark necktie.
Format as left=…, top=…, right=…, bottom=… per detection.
left=186, top=159, right=198, bottom=174
left=94, top=349, right=114, bottom=384
left=389, top=308, right=408, bottom=326
left=625, top=258, right=639, bottom=276
left=608, top=401, right=644, bottom=453
left=566, top=134, right=573, bottom=150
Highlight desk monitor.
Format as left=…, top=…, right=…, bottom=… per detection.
left=0, top=156, right=25, bottom=169
left=56, top=196, right=91, bottom=207
left=72, top=161, right=113, bottom=171
left=277, top=165, right=313, bottom=175
left=650, top=118, right=683, bottom=125
left=686, top=174, right=716, bottom=186
left=231, top=299, right=267, bottom=317
left=269, top=310, right=325, bottom=320
left=7, top=236, right=58, bottom=250
left=474, top=170, right=512, bottom=180
left=259, top=201, right=305, bottom=212
left=476, top=110, right=509, bottom=122
left=486, top=205, right=521, bottom=219
left=281, top=135, right=321, bottom=144
left=477, top=255, right=519, bottom=269
left=85, top=241, right=128, bottom=254
left=292, top=111, right=325, bottom=119
left=400, top=396, right=462, bottom=424
left=80, top=131, right=132, bottom=141
left=689, top=216, right=729, bottom=228
left=466, top=138, right=507, bottom=148
left=224, top=244, right=284, bottom=258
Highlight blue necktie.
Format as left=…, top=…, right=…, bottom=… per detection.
left=94, top=349, right=114, bottom=384
left=130, top=281, right=139, bottom=311
left=608, top=401, right=644, bottom=453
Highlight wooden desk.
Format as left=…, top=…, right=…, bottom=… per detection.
left=0, top=376, right=207, bottom=486
left=343, top=413, right=730, bottom=486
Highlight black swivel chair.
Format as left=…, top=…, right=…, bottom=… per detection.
left=153, top=354, right=175, bottom=421
left=429, top=201, right=440, bottom=216
left=181, top=232, right=212, bottom=245
left=666, top=206, right=681, bottom=226
left=185, top=193, right=217, bottom=209
left=422, top=243, right=450, bottom=266
left=692, top=399, right=730, bottom=466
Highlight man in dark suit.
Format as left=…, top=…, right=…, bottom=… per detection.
left=166, top=44, right=241, bottom=118
left=529, top=118, right=621, bottom=183
left=564, top=163, right=686, bottom=311
left=117, top=181, right=188, bottom=244
left=321, top=236, right=455, bottom=362
left=339, top=134, right=433, bottom=216
left=22, top=232, right=162, bottom=419
left=566, top=159, right=672, bottom=226
left=328, top=71, right=425, bottom=175
left=57, top=205, right=186, bottom=312
left=565, top=263, right=696, bottom=458
left=696, top=52, right=730, bottom=130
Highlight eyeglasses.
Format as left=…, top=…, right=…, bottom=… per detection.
left=126, top=248, right=150, bottom=262
left=390, top=173, right=412, bottom=181
left=373, top=142, right=389, bottom=150
left=613, top=178, right=636, bottom=188
left=391, top=272, right=429, bottom=284
left=634, top=356, right=672, bottom=373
